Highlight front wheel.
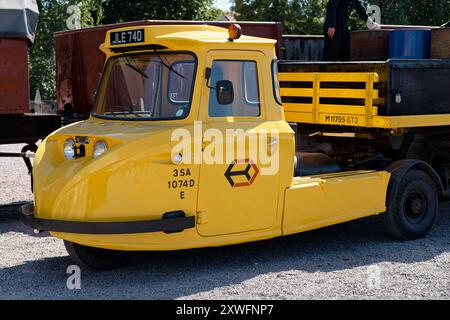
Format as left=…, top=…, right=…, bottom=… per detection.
left=381, top=169, right=438, bottom=240
left=64, top=241, right=127, bottom=271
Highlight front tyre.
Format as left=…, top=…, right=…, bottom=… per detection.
left=64, top=241, right=127, bottom=271
left=381, top=169, right=438, bottom=240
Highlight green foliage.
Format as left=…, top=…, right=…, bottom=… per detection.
left=288, top=0, right=328, bottom=34
left=101, top=0, right=222, bottom=24
left=235, top=0, right=450, bottom=34
left=29, top=0, right=104, bottom=100
left=367, top=0, right=450, bottom=25
left=234, top=0, right=327, bottom=34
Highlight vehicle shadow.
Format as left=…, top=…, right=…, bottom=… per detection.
left=0, top=203, right=51, bottom=237
left=0, top=202, right=25, bottom=221
left=1, top=203, right=450, bottom=299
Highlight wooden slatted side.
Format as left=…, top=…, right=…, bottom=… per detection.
left=279, top=72, right=380, bottom=127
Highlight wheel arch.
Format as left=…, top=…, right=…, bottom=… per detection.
left=386, top=159, right=444, bottom=199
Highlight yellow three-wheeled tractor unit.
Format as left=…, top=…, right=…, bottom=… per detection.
left=21, top=24, right=450, bottom=269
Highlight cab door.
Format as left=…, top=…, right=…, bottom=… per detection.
left=196, top=51, right=280, bottom=237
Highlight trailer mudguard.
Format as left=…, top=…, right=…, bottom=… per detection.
left=386, top=159, right=445, bottom=198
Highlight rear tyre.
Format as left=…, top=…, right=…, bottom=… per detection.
left=64, top=241, right=127, bottom=271
left=381, top=169, right=438, bottom=240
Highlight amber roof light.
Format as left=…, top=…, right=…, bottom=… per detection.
left=228, top=24, right=242, bottom=41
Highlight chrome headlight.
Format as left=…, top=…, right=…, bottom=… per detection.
left=93, top=140, right=108, bottom=158
left=63, top=138, right=75, bottom=160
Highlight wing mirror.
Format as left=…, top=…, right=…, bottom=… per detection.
left=215, top=80, right=234, bottom=105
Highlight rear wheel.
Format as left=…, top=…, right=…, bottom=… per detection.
left=381, top=169, right=438, bottom=240
left=64, top=241, right=127, bottom=271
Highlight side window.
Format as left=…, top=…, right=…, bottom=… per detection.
left=168, top=61, right=195, bottom=104
left=243, top=61, right=259, bottom=104
left=208, top=60, right=260, bottom=117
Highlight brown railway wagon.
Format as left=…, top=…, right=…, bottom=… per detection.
left=55, top=20, right=283, bottom=115
left=0, top=38, right=29, bottom=115
left=0, top=37, right=60, bottom=145
left=0, top=2, right=60, bottom=149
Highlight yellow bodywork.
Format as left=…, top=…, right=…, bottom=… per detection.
left=32, top=24, right=391, bottom=251
left=283, top=171, right=390, bottom=235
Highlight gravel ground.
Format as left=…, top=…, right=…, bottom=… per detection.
left=0, top=144, right=33, bottom=205
left=0, top=144, right=449, bottom=300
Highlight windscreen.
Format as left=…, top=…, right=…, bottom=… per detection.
left=93, top=52, right=196, bottom=120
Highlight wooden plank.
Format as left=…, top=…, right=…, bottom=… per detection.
left=278, top=73, right=315, bottom=82
left=373, top=89, right=379, bottom=99
left=320, top=88, right=366, bottom=99
left=365, top=73, right=375, bottom=127
left=318, top=88, right=378, bottom=99
left=283, top=103, right=313, bottom=113
left=318, top=105, right=378, bottom=116
left=280, top=88, right=313, bottom=97
left=319, top=72, right=379, bottom=82
left=313, top=74, right=320, bottom=123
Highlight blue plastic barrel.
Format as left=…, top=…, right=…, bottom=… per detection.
left=389, top=30, right=432, bottom=59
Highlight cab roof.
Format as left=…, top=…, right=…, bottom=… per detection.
left=100, top=24, right=276, bottom=53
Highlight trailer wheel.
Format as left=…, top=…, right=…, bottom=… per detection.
left=382, top=169, right=438, bottom=240
left=64, top=241, right=126, bottom=271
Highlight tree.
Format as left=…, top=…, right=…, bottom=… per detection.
left=101, top=0, right=222, bottom=24
left=288, top=0, right=327, bottom=34
left=234, top=0, right=327, bottom=35
left=367, top=0, right=450, bottom=26
left=29, top=0, right=104, bottom=100
left=234, top=0, right=450, bottom=34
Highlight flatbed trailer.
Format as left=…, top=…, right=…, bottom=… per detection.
left=279, top=59, right=450, bottom=129
left=278, top=59, right=450, bottom=192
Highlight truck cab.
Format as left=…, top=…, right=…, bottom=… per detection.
left=22, top=25, right=439, bottom=270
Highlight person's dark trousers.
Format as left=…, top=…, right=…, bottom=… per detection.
left=323, top=29, right=351, bottom=61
